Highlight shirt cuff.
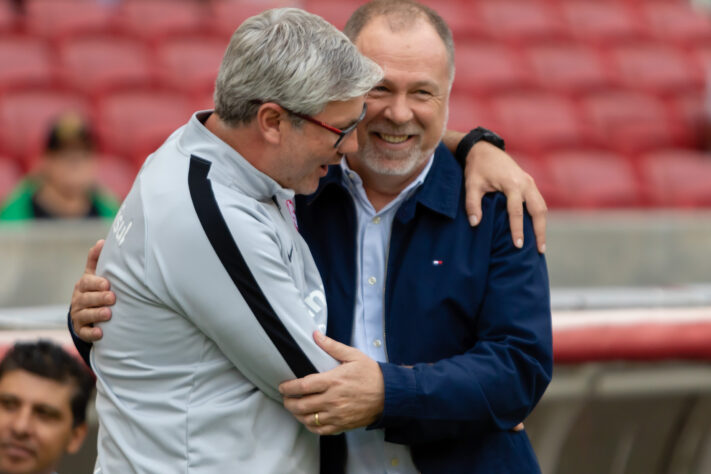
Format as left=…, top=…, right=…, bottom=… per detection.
left=367, top=362, right=418, bottom=430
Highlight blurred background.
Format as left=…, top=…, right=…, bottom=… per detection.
left=0, top=0, right=710, bottom=472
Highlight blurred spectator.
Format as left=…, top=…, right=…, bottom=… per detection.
left=0, top=340, right=94, bottom=474
left=0, top=113, right=119, bottom=221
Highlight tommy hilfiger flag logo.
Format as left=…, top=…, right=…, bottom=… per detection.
left=432, top=260, right=443, bottom=266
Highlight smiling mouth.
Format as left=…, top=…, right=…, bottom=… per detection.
left=376, top=133, right=411, bottom=144
left=1, top=442, right=35, bottom=459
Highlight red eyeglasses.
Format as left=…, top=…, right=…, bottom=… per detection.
left=281, top=103, right=367, bottom=148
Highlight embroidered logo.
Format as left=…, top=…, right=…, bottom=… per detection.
left=285, top=199, right=298, bottom=230
left=112, top=205, right=133, bottom=247
left=432, top=260, right=443, bottom=266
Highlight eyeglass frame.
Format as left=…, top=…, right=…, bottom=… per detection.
left=252, top=100, right=367, bottom=148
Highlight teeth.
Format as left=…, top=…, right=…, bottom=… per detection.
left=379, top=133, right=409, bottom=144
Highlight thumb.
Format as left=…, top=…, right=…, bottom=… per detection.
left=313, top=331, right=359, bottom=362
left=85, top=239, right=105, bottom=274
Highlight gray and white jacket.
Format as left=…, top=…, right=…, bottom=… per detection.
left=92, top=111, right=337, bottom=473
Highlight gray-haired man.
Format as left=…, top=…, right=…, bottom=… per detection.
left=87, top=8, right=382, bottom=473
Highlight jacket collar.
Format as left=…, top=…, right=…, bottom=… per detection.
left=305, top=142, right=461, bottom=221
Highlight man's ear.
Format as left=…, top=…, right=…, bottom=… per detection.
left=65, top=422, right=88, bottom=455
left=256, top=103, right=287, bottom=146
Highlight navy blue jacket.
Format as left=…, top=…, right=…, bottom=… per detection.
left=296, top=143, right=553, bottom=474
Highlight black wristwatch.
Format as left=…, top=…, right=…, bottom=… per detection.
left=454, top=127, right=505, bottom=167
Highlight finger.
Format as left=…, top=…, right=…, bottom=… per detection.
left=73, top=307, right=112, bottom=328
left=464, top=182, right=485, bottom=227
left=512, top=422, right=525, bottom=432
left=524, top=187, right=548, bottom=254
left=282, top=393, right=328, bottom=416
left=279, top=372, right=330, bottom=397
left=313, top=331, right=360, bottom=362
left=76, top=274, right=112, bottom=293
left=76, top=324, right=104, bottom=342
left=73, top=287, right=115, bottom=310
left=85, top=239, right=105, bottom=274
left=505, top=192, right=525, bottom=249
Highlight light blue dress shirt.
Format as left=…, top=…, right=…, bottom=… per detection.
left=339, top=155, right=434, bottom=474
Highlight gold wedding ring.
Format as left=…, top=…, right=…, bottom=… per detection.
left=313, top=412, right=321, bottom=426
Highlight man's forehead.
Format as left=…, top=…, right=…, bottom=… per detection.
left=0, top=370, right=74, bottom=411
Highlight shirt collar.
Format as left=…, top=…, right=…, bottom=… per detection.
left=178, top=110, right=294, bottom=201
left=338, top=153, right=434, bottom=215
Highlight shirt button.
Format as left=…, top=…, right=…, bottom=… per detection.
left=368, top=276, right=377, bottom=285
left=391, top=458, right=400, bottom=467
left=373, top=339, right=382, bottom=348
left=372, top=216, right=381, bottom=224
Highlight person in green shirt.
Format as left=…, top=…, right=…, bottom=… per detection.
left=0, top=112, right=118, bottom=221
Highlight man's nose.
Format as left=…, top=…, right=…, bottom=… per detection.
left=337, top=129, right=360, bottom=156
left=383, top=94, right=414, bottom=124
left=9, top=407, right=32, bottom=437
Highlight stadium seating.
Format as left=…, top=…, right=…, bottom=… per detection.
left=115, top=0, right=207, bottom=44
left=302, top=0, right=367, bottom=30
left=155, top=36, right=225, bottom=96
left=446, top=94, right=495, bottom=134
left=641, top=149, right=711, bottom=207
left=0, top=90, right=89, bottom=168
left=640, top=2, right=711, bottom=47
left=24, top=0, right=115, bottom=40
left=476, top=0, right=567, bottom=45
left=487, top=92, right=583, bottom=154
left=546, top=150, right=642, bottom=208
left=212, top=0, right=302, bottom=38
left=560, top=1, right=646, bottom=46
left=96, top=155, right=136, bottom=199
left=57, top=35, right=153, bottom=96
left=94, top=89, right=192, bottom=167
left=0, top=0, right=16, bottom=33
left=0, top=156, right=21, bottom=202
left=580, top=91, right=678, bottom=155
left=0, top=37, right=54, bottom=93
left=453, top=42, right=531, bottom=97
left=523, top=43, right=613, bottom=96
left=509, top=152, right=563, bottom=208
left=608, top=43, right=702, bottom=96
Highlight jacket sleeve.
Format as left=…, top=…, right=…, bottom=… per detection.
left=370, top=201, right=553, bottom=443
left=67, top=308, right=93, bottom=368
left=148, top=188, right=339, bottom=403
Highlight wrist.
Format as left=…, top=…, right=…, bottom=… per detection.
left=455, top=127, right=505, bottom=167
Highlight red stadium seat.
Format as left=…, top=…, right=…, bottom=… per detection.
left=447, top=94, right=496, bottom=134
left=155, top=36, right=225, bottom=95
left=510, top=153, right=563, bottom=208
left=641, top=2, right=711, bottom=47
left=487, top=92, right=583, bottom=154
left=0, top=37, right=54, bottom=93
left=116, top=0, right=207, bottom=43
left=0, top=0, right=17, bottom=33
left=0, top=156, right=22, bottom=202
left=546, top=150, right=641, bottom=208
left=580, top=91, right=678, bottom=154
left=641, top=149, right=711, bottom=207
left=419, top=1, right=487, bottom=41
left=523, top=43, right=613, bottom=95
left=25, top=0, right=115, bottom=40
left=58, top=35, right=153, bottom=96
left=192, top=90, right=215, bottom=112
left=0, top=90, right=89, bottom=167
left=302, top=0, right=368, bottom=30
left=96, top=155, right=136, bottom=199
left=608, top=44, right=702, bottom=96
left=476, top=0, right=567, bottom=45
left=453, top=42, right=531, bottom=97
left=561, top=2, right=646, bottom=46
left=211, top=0, right=302, bottom=39
left=95, top=90, right=192, bottom=167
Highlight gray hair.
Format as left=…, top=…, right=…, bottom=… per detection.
left=343, top=0, right=455, bottom=83
left=214, top=8, right=383, bottom=127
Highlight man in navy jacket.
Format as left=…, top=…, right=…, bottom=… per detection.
left=279, top=2, right=552, bottom=472
left=69, top=1, right=552, bottom=472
